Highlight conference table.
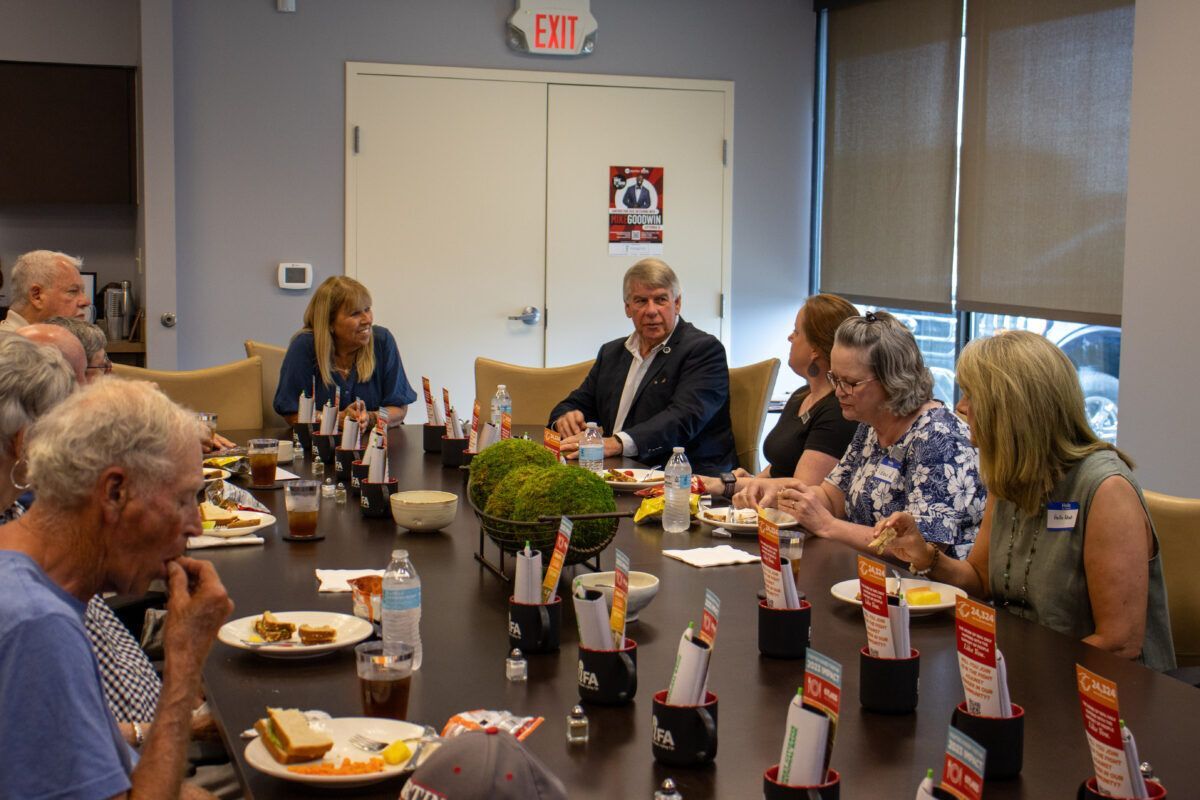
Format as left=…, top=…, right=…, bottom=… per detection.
left=202, top=426, right=1198, bottom=799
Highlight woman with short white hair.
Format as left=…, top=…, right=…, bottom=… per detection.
left=741, top=311, right=985, bottom=559
left=0, top=332, right=75, bottom=521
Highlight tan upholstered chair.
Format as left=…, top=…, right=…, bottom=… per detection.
left=112, top=356, right=265, bottom=430
left=728, top=358, right=780, bottom=473
left=244, top=340, right=288, bottom=428
left=474, top=357, right=594, bottom=427
left=1145, top=490, right=1200, bottom=668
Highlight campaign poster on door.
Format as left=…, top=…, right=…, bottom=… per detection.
left=609, top=166, right=664, bottom=256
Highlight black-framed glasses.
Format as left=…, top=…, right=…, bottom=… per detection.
left=827, top=371, right=877, bottom=393
left=86, top=357, right=113, bottom=374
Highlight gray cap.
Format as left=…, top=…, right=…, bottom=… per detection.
left=400, top=729, right=567, bottom=800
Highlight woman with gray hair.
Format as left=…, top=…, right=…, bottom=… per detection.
left=0, top=332, right=75, bottom=521
left=45, top=315, right=112, bottom=381
left=739, top=311, right=984, bottom=559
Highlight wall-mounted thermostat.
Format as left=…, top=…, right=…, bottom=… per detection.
left=277, top=262, right=312, bottom=290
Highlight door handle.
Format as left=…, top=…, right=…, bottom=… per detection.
left=508, top=306, right=541, bottom=326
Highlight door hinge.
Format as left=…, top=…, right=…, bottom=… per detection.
left=722, top=139, right=727, bottom=166
left=718, top=292, right=725, bottom=317
left=353, top=126, right=360, bottom=154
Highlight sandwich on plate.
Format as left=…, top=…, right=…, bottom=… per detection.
left=254, top=707, right=334, bottom=764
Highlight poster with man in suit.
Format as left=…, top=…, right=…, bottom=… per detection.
left=610, top=166, right=664, bottom=255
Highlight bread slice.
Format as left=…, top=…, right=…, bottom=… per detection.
left=298, top=624, right=337, bottom=645
left=255, top=708, right=333, bottom=764
left=254, top=611, right=296, bottom=643
left=199, top=501, right=236, bottom=524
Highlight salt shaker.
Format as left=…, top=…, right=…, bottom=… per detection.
left=565, top=705, right=588, bottom=744
left=505, top=648, right=528, bottom=682
left=321, top=477, right=335, bottom=498
left=335, top=483, right=347, bottom=505
left=654, top=778, right=683, bottom=799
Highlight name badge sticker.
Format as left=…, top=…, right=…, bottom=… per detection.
left=1047, top=501, right=1080, bottom=531
left=874, top=457, right=901, bottom=486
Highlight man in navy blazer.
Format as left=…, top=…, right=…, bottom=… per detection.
left=549, top=259, right=736, bottom=474
left=621, top=175, right=653, bottom=209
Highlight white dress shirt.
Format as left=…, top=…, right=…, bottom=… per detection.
left=613, top=322, right=677, bottom=456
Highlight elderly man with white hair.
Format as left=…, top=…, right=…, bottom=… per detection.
left=0, top=378, right=234, bottom=799
left=0, top=249, right=91, bottom=331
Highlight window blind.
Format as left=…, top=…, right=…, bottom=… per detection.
left=956, top=0, right=1134, bottom=325
left=818, top=0, right=962, bottom=312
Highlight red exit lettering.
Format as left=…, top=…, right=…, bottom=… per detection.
left=534, top=13, right=578, bottom=50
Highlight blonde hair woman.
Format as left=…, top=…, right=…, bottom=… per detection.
left=883, top=330, right=1175, bottom=670
left=274, top=276, right=415, bottom=428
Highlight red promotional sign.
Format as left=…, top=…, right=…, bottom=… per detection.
left=609, top=166, right=664, bottom=255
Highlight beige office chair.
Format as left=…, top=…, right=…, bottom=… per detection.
left=112, top=356, right=265, bottom=430
left=728, top=358, right=780, bottom=473
left=244, top=340, right=288, bottom=428
left=1145, top=489, right=1200, bottom=668
left=474, top=357, right=594, bottom=427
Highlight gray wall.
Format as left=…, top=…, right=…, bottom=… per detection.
left=1118, top=0, right=1200, bottom=496
left=0, top=0, right=141, bottom=310
left=171, top=0, right=816, bottom=383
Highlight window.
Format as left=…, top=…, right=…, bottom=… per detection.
left=815, top=0, right=1132, bottom=443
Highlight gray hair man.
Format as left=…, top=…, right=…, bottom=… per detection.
left=548, top=258, right=737, bottom=474
left=1, top=249, right=90, bottom=331
left=0, top=378, right=234, bottom=799
left=46, top=315, right=111, bottom=383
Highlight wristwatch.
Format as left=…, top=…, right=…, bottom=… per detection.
left=720, top=471, right=738, bottom=499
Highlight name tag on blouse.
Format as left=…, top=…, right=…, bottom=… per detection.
left=874, top=457, right=902, bottom=486
left=1046, top=501, right=1080, bottom=531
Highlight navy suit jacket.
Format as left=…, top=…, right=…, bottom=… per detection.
left=548, top=319, right=737, bottom=474
left=622, top=184, right=652, bottom=209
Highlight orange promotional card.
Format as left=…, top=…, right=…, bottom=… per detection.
left=1076, top=664, right=1137, bottom=797
left=540, top=517, right=573, bottom=603
left=856, top=555, right=895, bottom=658
left=757, top=511, right=785, bottom=608
left=955, top=597, right=1002, bottom=716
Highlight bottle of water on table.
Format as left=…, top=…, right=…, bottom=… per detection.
left=662, top=446, right=692, bottom=533
left=579, top=422, right=605, bottom=472
left=491, top=384, right=512, bottom=427
left=383, top=548, right=423, bottom=669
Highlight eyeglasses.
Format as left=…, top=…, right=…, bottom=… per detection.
left=827, top=371, right=877, bottom=394
left=86, top=357, right=113, bottom=374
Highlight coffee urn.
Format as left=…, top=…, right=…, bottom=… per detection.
left=102, top=281, right=132, bottom=341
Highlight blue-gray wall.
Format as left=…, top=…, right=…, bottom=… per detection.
left=172, top=0, right=816, bottom=389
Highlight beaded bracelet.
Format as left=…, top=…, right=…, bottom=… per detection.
left=909, top=545, right=940, bottom=577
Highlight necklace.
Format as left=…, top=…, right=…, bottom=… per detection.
left=1000, top=505, right=1042, bottom=610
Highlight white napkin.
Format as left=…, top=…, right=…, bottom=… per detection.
left=662, top=545, right=762, bottom=568
left=274, top=466, right=301, bottom=481
left=315, top=568, right=385, bottom=592
left=187, top=534, right=265, bottom=550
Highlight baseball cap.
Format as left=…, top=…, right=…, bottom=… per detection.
left=400, top=728, right=567, bottom=800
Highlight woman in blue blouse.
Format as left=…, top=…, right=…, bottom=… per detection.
left=743, top=311, right=985, bottom=559
left=274, top=276, right=417, bottom=428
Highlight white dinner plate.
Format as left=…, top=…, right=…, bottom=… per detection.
left=244, top=716, right=424, bottom=787
left=202, top=510, right=276, bottom=538
left=204, top=468, right=232, bottom=483
left=829, top=577, right=966, bottom=616
left=602, top=468, right=665, bottom=492
left=696, top=505, right=799, bottom=535
left=218, top=611, right=374, bottom=657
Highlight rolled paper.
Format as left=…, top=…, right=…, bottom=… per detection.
left=778, top=687, right=829, bottom=787
left=340, top=418, right=360, bottom=450
left=666, top=624, right=711, bottom=707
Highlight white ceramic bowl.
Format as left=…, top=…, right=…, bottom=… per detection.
left=575, top=571, right=661, bottom=622
left=390, top=490, right=458, bottom=531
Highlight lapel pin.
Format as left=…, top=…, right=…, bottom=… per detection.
left=662, top=346, right=671, bottom=354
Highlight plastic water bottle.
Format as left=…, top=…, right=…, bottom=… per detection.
left=382, top=549, right=423, bottom=669
left=579, top=422, right=605, bottom=472
left=662, top=446, right=692, bottom=533
left=491, top=384, right=512, bottom=427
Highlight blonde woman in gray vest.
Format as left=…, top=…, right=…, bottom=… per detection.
left=882, top=330, right=1175, bottom=671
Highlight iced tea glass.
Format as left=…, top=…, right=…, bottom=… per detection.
left=356, top=641, right=414, bottom=719
left=247, top=438, right=278, bottom=487
left=284, top=480, right=321, bottom=537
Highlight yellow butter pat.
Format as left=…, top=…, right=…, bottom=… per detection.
left=383, top=739, right=411, bottom=766
left=905, top=588, right=941, bottom=606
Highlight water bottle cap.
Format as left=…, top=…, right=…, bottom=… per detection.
left=497, top=384, right=506, bottom=390
left=391, top=548, right=407, bottom=559
left=672, top=446, right=684, bottom=453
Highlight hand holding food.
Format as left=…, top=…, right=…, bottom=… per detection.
left=165, top=557, right=234, bottom=670
left=867, top=525, right=898, bottom=555
left=776, top=484, right=833, bottom=535
left=872, top=511, right=928, bottom=563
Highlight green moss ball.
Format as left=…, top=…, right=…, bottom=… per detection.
left=468, top=438, right=558, bottom=509
left=511, top=464, right=617, bottom=550
left=484, top=465, right=554, bottom=521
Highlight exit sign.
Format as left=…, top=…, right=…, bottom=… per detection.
left=507, top=0, right=598, bottom=56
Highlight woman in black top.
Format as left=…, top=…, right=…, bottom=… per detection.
left=701, top=294, right=860, bottom=499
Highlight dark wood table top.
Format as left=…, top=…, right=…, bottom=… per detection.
left=202, top=427, right=1199, bottom=799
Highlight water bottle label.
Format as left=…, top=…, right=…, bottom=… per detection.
left=580, top=445, right=604, bottom=461
left=383, top=586, right=421, bottom=611
left=675, top=474, right=691, bottom=490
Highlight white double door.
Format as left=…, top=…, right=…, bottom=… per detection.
left=346, top=65, right=731, bottom=423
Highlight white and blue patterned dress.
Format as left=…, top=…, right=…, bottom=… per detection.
left=825, top=405, right=985, bottom=559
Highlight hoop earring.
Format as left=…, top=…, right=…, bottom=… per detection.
left=10, top=459, right=31, bottom=492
